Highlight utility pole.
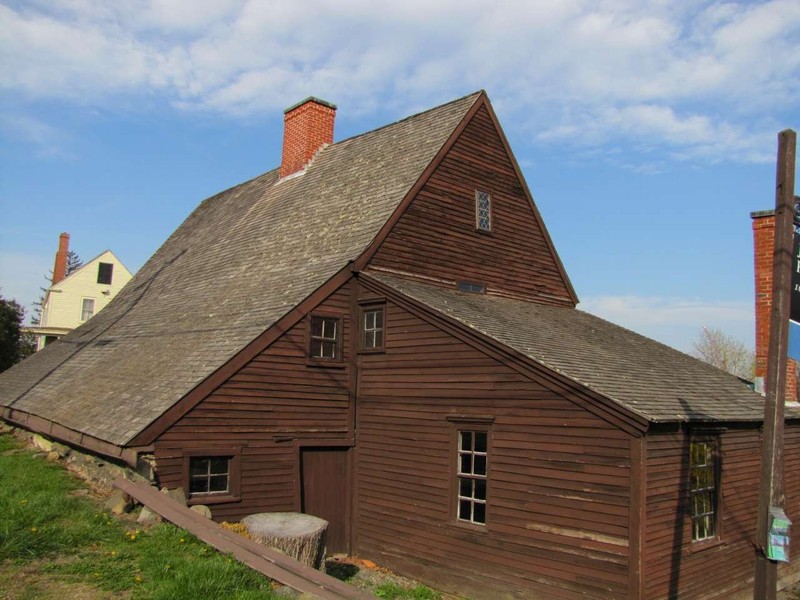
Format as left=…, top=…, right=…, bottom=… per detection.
left=754, top=129, right=796, bottom=600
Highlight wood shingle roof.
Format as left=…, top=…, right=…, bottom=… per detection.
left=0, top=92, right=481, bottom=446
left=366, top=272, right=797, bottom=424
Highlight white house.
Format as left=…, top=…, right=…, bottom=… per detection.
left=29, top=233, right=133, bottom=350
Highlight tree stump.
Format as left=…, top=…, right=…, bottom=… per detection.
left=242, top=512, right=328, bottom=570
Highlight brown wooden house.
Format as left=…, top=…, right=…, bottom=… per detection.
left=2, top=91, right=800, bottom=599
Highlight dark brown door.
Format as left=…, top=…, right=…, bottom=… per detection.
left=301, top=447, right=349, bottom=554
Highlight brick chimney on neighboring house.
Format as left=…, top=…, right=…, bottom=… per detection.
left=52, top=232, right=70, bottom=285
left=752, top=210, right=798, bottom=401
left=279, top=97, right=337, bottom=179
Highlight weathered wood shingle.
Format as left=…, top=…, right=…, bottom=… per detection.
left=0, top=92, right=481, bottom=446
left=367, top=273, right=796, bottom=423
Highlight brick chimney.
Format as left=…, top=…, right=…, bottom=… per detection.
left=751, top=210, right=797, bottom=400
left=52, top=232, right=70, bottom=285
left=279, top=97, right=336, bottom=178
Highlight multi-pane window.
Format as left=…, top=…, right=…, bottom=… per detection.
left=81, top=298, right=95, bottom=321
left=309, top=315, right=340, bottom=360
left=689, top=440, right=717, bottom=541
left=475, top=190, right=492, bottom=231
left=97, top=262, right=114, bottom=285
left=457, top=430, right=488, bottom=525
left=189, top=456, right=231, bottom=495
left=361, top=306, right=384, bottom=351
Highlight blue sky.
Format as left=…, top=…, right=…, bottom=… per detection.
left=1, top=0, right=799, bottom=354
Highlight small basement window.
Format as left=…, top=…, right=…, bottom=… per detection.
left=183, top=449, right=241, bottom=504
left=80, top=298, right=95, bottom=321
left=689, top=440, right=717, bottom=542
left=189, top=456, right=231, bottom=495
left=457, top=430, right=488, bottom=525
left=97, top=262, right=114, bottom=285
left=309, top=315, right=342, bottom=360
left=475, top=190, right=492, bottom=232
left=359, top=304, right=385, bottom=352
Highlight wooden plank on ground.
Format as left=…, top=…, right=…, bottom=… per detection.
left=113, top=478, right=376, bottom=600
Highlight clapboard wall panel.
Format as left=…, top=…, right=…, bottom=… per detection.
left=355, top=300, right=631, bottom=599
left=367, top=104, right=573, bottom=306
left=154, top=281, right=354, bottom=521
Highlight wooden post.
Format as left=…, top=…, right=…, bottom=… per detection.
left=754, top=129, right=796, bottom=600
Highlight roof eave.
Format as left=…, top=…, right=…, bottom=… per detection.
left=358, top=273, right=649, bottom=436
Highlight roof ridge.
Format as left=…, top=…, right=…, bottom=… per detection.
left=332, top=90, right=484, bottom=148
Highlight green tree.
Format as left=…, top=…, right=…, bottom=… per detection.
left=0, top=294, right=33, bottom=372
left=692, top=326, right=755, bottom=380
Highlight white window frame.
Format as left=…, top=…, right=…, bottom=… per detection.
left=80, top=297, right=95, bottom=321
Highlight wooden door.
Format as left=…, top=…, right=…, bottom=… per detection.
left=301, top=447, right=349, bottom=554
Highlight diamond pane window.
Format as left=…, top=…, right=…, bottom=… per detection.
left=475, top=190, right=492, bottom=231
left=689, top=440, right=716, bottom=541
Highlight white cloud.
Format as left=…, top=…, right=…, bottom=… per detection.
left=579, top=295, right=754, bottom=354
left=0, top=0, right=798, bottom=164
left=0, top=112, right=71, bottom=156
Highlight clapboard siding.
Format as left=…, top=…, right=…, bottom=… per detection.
left=641, top=426, right=799, bottom=600
left=154, top=281, right=354, bottom=521
left=368, top=105, right=573, bottom=306
left=355, top=301, right=631, bottom=599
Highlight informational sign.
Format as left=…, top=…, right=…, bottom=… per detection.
left=768, top=506, right=791, bottom=562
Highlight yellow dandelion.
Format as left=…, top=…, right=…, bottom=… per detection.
left=30, top=527, right=38, bottom=533
left=135, top=575, right=142, bottom=583
left=179, top=538, right=185, bottom=544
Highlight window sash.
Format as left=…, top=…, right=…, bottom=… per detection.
left=309, top=316, right=339, bottom=359
left=361, top=307, right=384, bottom=350
left=475, top=190, right=492, bottom=231
left=457, top=430, right=488, bottom=525
left=189, top=456, right=231, bottom=495
left=689, top=440, right=716, bottom=541
left=81, top=298, right=95, bottom=321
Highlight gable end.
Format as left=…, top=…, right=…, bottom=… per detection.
left=358, top=94, right=577, bottom=307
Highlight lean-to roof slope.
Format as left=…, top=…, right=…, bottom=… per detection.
left=0, top=92, right=482, bottom=446
left=367, top=273, right=800, bottom=423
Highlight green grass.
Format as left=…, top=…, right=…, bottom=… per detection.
left=374, top=581, right=442, bottom=600
left=0, top=433, right=277, bottom=599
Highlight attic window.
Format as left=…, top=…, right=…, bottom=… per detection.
left=359, top=304, right=385, bottom=352
left=457, top=281, right=485, bottom=294
left=97, top=262, right=113, bottom=285
left=309, top=315, right=342, bottom=361
left=475, top=190, right=492, bottom=232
